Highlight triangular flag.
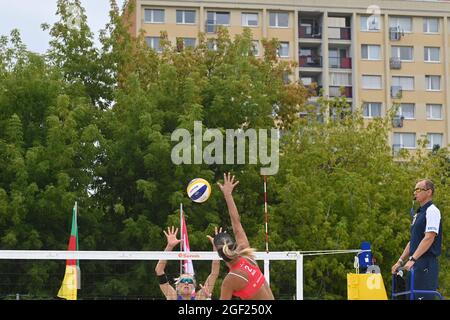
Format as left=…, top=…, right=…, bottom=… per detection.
left=57, top=202, right=80, bottom=300
left=181, top=210, right=194, bottom=275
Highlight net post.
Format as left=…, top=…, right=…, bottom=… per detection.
left=296, top=253, right=304, bottom=300
left=264, top=257, right=270, bottom=285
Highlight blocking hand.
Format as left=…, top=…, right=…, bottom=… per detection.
left=163, top=226, right=181, bottom=249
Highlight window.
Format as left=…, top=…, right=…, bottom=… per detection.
left=392, top=76, right=414, bottom=90
left=207, top=40, right=217, bottom=51
left=394, top=133, right=416, bottom=149
left=360, top=15, right=380, bottom=31
left=329, top=72, right=352, bottom=86
left=362, top=75, right=382, bottom=89
left=329, top=48, right=339, bottom=67
left=278, top=42, right=289, bottom=57
left=179, top=38, right=196, bottom=49
left=251, top=40, right=260, bottom=56
left=423, top=17, right=439, bottom=33
left=391, top=46, right=413, bottom=61
left=176, top=10, right=196, bottom=24
left=361, top=45, right=381, bottom=60
left=269, top=12, right=289, bottom=28
left=242, top=13, right=258, bottom=26
left=145, top=37, right=161, bottom=52
left=144, top=9, right=165, bottom=23
left=389, top=16, right=412, bottom=32
left=206, top=11, right=230, bottom=33
left=282, top=72, right=290, bottom=84
left=299, top=48, right=312, bottom=56
left=397, top=103, right=415, bottom=119
left=207, top=11, right=230, bottom=25
left=300, top=19, right=321, bottom=37
left=425, top=75, right=441, bottom=91
left=424, top=47, right=440, bottom=62
left=363, top=103, right=381, bottom=118
left=301, top=77, right=313, bottom=86
left=329, top=48, right=350, bottom=68
left=427, top=133, right=443, bottom=149
left=426, top=104, right=443, bottom=120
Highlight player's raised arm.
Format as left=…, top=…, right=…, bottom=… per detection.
left=217, top=172, right=249, bottom=249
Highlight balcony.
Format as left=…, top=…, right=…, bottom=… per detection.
left=299, top=55, right=322, bottom=68
left=299, top=26, right=322, bottom=39
left=328, top=27, right=351, bottom=40
left=329, top=57, right=352, bottom=69
left=390, top=57, right=401, bottom=69
left=329, top=86, right=352, bottom=98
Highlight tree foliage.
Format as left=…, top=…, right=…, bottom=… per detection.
left=0, top=0, right=448, bottom=299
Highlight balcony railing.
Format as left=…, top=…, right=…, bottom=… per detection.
left=299, top=55, right=322, bottom=67
left=329, top=57, right=352, bottom=69
left=299, top=26, right=322, bottom=39
left=329, top=86, right=352, bottom=98
left=328, top=27, right=351, bottom=40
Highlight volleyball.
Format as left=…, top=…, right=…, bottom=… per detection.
left=186, top=178, right=211, bottom=203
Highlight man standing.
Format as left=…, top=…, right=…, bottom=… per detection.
left=391, top=179, right=442, bottom=300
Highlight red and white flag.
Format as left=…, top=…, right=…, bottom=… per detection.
left=181, top=210, right=195, bottom=275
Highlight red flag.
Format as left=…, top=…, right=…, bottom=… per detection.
left=181, top=210, right=194, bottom=275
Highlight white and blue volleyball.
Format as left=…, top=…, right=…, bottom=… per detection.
left=187, top=178, right=211, bottom=203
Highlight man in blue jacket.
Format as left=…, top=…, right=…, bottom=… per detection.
left=391, top=179, right=442, bottom=300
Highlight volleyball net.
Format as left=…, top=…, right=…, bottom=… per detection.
left=0, top=249, right=368, bottom=300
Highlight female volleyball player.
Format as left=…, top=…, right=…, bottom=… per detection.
left=215, top=172, right=274, bottom=300
left=155, top=226, right=220, bottom=300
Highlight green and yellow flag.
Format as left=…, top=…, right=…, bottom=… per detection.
left=57, top=202, right=81, bottom=300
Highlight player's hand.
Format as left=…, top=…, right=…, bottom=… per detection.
left=217, top=172, right=239, bottom=196
left=163, top=226, right=181, bottom=249
left=199, top=283, right=212, bottom=300
left=207, top=226, right=223, bottom=251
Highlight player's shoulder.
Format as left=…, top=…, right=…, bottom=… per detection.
left=426, top=203, right=441, bottom=220
left=427, top=203, right=441, bottom=215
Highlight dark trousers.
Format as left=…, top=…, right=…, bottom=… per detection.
left=407, top=255, right=439, bottom=300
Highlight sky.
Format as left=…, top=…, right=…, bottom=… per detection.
left=0, top=0, right=126, bottom=54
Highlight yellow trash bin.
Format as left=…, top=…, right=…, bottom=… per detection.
left=347, top=273, right=388, bottom=300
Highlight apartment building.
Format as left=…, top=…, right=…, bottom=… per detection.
left=127, top=0, right=450, bottom=152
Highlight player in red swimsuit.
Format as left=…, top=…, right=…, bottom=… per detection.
left=155, top=226, right=220, bottom=300
left=215, top=172, right=275, bottom=300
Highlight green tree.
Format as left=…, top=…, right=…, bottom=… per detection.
left=1, top=0, right=448, bottom=300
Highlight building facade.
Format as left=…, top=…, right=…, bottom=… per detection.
left=127, top=0, right=450, bottom=152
